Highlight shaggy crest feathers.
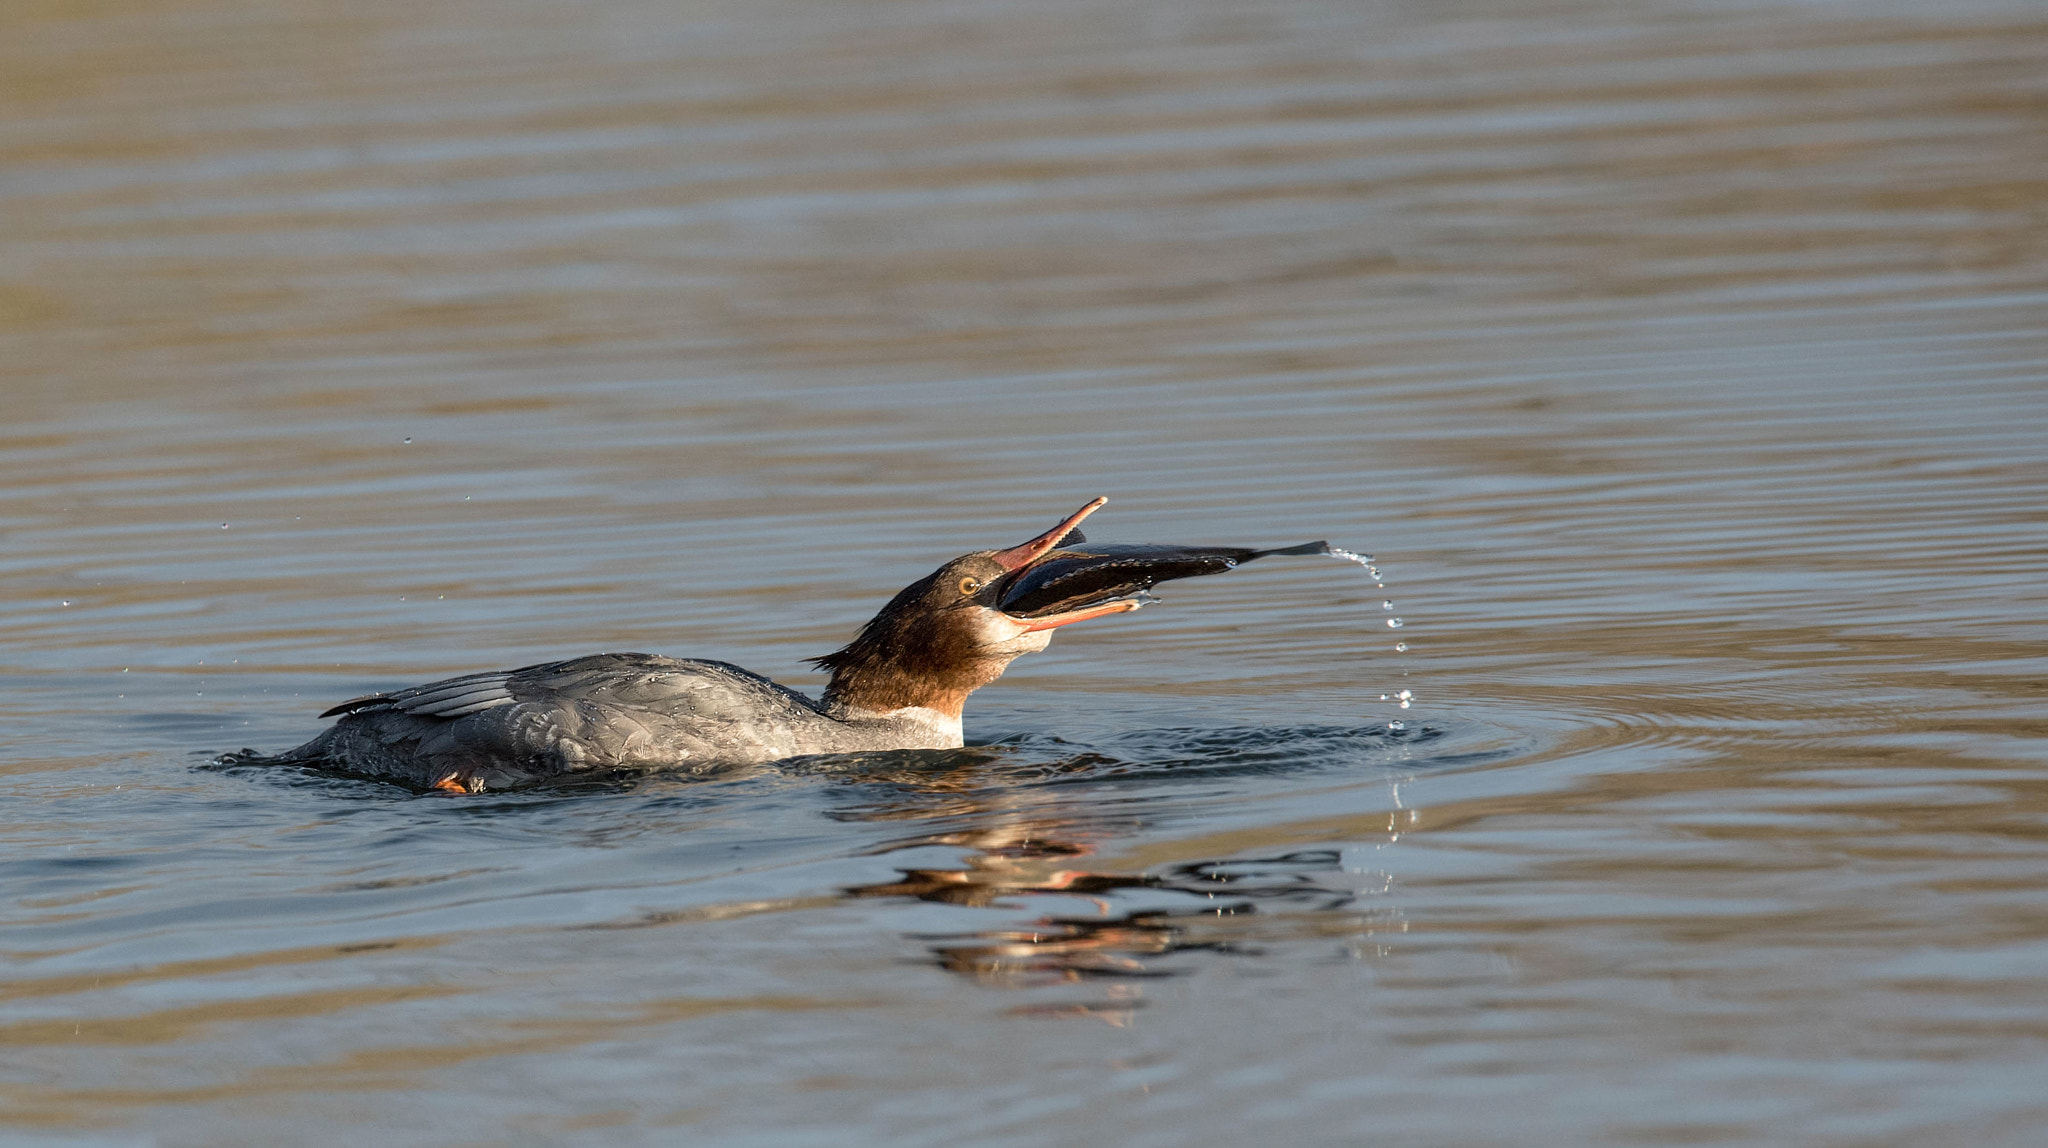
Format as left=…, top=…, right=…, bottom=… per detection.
left=807, top=571, right=941, bottom=679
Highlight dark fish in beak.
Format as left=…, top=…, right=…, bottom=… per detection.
left=998, top=540, right=1332, bottom=631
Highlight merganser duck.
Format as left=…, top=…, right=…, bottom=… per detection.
left=265, top=498, right=1328, bottom=792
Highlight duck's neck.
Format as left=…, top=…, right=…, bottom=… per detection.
left=819, top=656, right=1006, bottom=751
left=821, top=656, right=999, bottom=724
left=812, top=597, right=1029, bottom=740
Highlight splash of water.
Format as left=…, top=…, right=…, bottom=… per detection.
left=1324, top=545, right=1413, bottom=729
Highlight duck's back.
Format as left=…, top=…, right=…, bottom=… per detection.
left=288, top=652, right=845, bottom=789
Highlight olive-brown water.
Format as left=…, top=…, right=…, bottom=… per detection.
left=4, top=0, right=2046, bottom=1142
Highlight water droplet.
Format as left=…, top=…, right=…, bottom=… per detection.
left=1381, top=600, right=1394, bottom=611
left=1386, top=618, right=1403, bottom=629
left=1394, top=642, right=1407, bottom=652
left=220, top=523, right=229, bottom=529
left=59, top=600, right=70, bottom=606
left=403, top=437, right=413, bottom=444
left=1399, top=699, right=1411, bottom=709
left=1388, top=720, right=1405, bottom=731
left=1327, top=547, right=1374, bottom=565
left=1397, top=690, right=1412, bottom=700
left=1380, top=694, right=1389, bottom=701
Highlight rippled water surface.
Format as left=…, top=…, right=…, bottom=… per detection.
left=5, top=0, right=2047, bottom=1142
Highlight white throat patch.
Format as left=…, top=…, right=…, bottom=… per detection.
left=888, top=705, right=964, bottom=745
left=832, top=702, right=965, bottom=748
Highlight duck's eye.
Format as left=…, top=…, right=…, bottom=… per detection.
left=957, top=576, right=984, bottom=597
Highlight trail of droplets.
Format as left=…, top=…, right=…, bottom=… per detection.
left=1326, top=546, right=1410, bottom=729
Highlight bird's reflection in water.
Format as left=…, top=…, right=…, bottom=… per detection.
left=825, top=756, right=1402, bottom=1011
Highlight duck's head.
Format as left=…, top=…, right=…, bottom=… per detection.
left=814, top=497, right=1327, bottom=721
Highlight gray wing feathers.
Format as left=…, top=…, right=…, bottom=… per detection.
left=394, top=679, right=518, bottom=718
left=319, top=669, right=518, bottom=719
